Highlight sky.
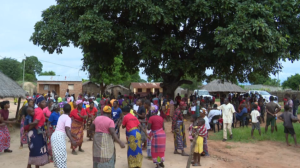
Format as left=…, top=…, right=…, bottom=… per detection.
left=0, top=0, right=298, bottom=83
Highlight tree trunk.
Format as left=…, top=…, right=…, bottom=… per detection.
left=160, top=72, right=192, bottom=100
left=100, top=83, right=107, bottom=96
left=15, top=97, right=21, bottom=121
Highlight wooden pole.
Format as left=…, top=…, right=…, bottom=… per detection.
left=186, top=133, right=199, bottom=168
left=15, top=97, right=21, bottom=120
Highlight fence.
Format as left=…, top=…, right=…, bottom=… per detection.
left=269, top=91, right=300, bottom=102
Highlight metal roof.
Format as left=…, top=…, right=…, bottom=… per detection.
left=37, top=76, right=82, bottom=82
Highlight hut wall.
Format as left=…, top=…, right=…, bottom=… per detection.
left=82, top=83, right=100, bottom=95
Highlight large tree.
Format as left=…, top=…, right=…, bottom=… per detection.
left=22, top=56, right=43, bottom=80
left=30, top=0, right=300, bottom=98
left=282, top=74, right=300, bottom=90
left=0, top=57, right=22, bottom=81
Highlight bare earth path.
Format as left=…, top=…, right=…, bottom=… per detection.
left=1, top=100, right=300, bottom=168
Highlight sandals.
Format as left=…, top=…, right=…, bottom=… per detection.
left=4, top=149, right=12, bottom=153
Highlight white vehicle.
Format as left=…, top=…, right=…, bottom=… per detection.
left=194, top=90, right=213, bottom=100
left=248, top=90, right=278, bottom=103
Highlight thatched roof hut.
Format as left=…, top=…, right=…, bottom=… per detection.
left=202, top=79, right=245, bottom=93
left=0, top=71, right=27, bottom=98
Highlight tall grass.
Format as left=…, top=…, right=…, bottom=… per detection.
left=210, top=123, right=300, bottom=144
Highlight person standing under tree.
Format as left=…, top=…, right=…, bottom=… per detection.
left=250, top=104, right=261, bottom=138
left=265, top=96, right=281, bottom=133
left=278, top=105, right=300, bottom=147
left=172, top=101, right=189, bottom=156
left=292, top=94, right=299, bottom=117
left=111, top=101, right=123, bottom=139
left=218, top=99, right=236, bottom=142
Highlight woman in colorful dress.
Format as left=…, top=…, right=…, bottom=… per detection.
left=47, top=103, right=61, bottom=162
left=27, top=96, right=49, bottom=167
left=90, top=105, right=125, bottom=168
left=86, top=101, right=97, bottom=141
left=0, top=101, right=15, bottom=153
left=122, top=106, right=149, bottom=168
left=172, top=101, right=189, bottom=156
left=51, top=104, right=77, bottom=168
left=20, top=99, right=34, bottom=148
left=148, top=105, right=166, bottom=168
left=70, top=100, right=87, bottom=155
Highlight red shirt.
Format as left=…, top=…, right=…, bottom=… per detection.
left=33, top=107, right=46, bottom=129
left=70, top=108, right=87, bottom=122
left=148, top=115, right=164, bottom=131
left=86, top=107, right=97, bottom=117
left=122, top=113, right=140, bottom=132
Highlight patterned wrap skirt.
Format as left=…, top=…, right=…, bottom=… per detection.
left=28, top=127, right=49, bottom=166
left=51, top=131, right=67, bottom=168
left=20, top=118, right=28, bottom=145
left=203, top=134, right=208, bottom=155
left=93, top=132, right=116, bottom=168
left=0, top=125, right=10, bottom=152
left=173, top=120, right=187, bottom=150
left=126, top=127, right=143, bottom=168
left=151, top=128, right=166, bottom=164
left=71, top=119, right=84, bottom=149
left=47, top=125, right=56, bottom=161
left=87, top=116, right=95, bottom=138
left=147, top=130, right=152, bottom=157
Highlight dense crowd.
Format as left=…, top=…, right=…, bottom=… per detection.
left=0, top=90, right=299, bottom=168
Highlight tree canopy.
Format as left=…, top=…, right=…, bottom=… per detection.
left=249, top=73, right=280, bottom=87
left=30, top=0, right=300, bottom=97
left=22, top=56, right=43, bottom=81
left=282, top=74, right=300, bottom=90
left=39, top=71, right=56, bottom=76
left=0, top=57, right=22, bottom=81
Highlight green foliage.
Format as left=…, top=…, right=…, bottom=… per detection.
left=22, top=56, right=43, bottom=80
left=30, top=0, right=300, bottom=95
left=121, top=72, right=146, bottom=88
left=39, top=71, right=56, bottom=76
left=25, top=73, right=36, bottom=81
left=82, top=79, right=89, bottom=83
left=147, top=76, right=163, bottom=83
left=0, top=57, right=22, bottom=81
left=181, top=77, right=202, bottom=91
left=249, top=73, right=281, bottom=87
left=210, top=123, right=300, bottom=144
left=282, top=74, right=300, bottom=90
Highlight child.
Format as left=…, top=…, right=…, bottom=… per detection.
left=192, top=118, right=207, bottom=166
left=278, top=105, right=299, bottom=147
left=250, top=104, right=261, bottom=138
left=23, top=107, right=34, bottom=131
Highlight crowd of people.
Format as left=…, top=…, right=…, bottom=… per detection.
left=0, top=90, right=300, bottom=167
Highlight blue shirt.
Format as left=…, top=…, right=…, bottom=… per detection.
left=48, top=111, right=60, bottom=126
left=236, top=107, right=248, bottom=120
left=111, top=107, right=122, bottom=122
left=24, top=115, right=33, bottom=126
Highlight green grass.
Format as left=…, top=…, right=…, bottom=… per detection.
left=210, top=123, right=300, bottom=144
left=215, top=99, right=220, bottom=102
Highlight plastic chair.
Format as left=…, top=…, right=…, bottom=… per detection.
left=210, top=115, right=221, bottom=133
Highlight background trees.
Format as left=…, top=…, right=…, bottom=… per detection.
left=282, top=74, right=300, bottom=90
left=30, top=0, right=300, bottom=97
left=0, top=57, right=22, bottom=81
left=249, top=73, right=280, bottom=87
left=22, top=56, right=43, bottom=81
left=39, top=71, right=56, bottom=76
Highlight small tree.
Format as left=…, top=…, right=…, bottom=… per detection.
left=39, top=71, right=56, bottom=76
left=0, top=57, right=22, bottom=81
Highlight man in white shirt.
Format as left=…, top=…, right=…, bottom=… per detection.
left=208, top=104, right=222, bottom=123
left=218, top=98, right=236, bottom=142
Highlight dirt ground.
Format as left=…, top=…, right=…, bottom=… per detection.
left=1, top=99, right=300, bottom=168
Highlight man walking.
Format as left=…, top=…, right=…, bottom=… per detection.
left=292, top=94, right=299, bottom=117
left=265, top=96, right=281, bottom=133
left=218, top=99, right=236, bottom=142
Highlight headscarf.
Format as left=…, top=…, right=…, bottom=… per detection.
left=36, top=96, right=45, bottom=105
left=50, top=103, right=59, bottom=111
left=76, top=99, right=83, bottom=105
left=103, top=105, right=112, bottom=113
left=151, top=105, right=158, bottom=114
